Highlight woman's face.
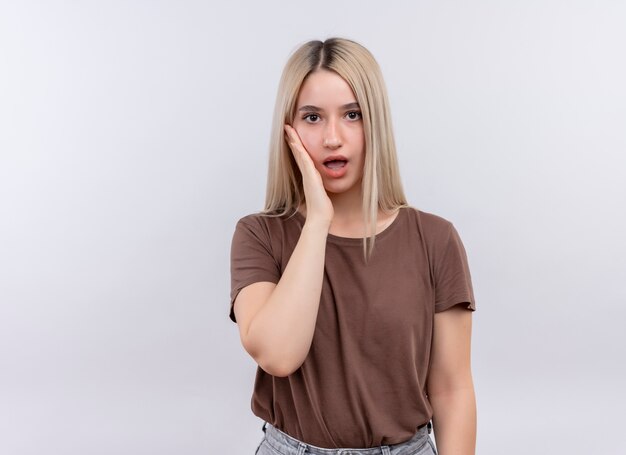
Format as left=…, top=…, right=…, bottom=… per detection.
left=292, top=69, right=365, bottom=196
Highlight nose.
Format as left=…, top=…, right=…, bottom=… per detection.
left=323, top=119, right=342, bottom=149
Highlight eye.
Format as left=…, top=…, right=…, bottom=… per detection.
left=346, top=111, right=362, bottom=121
left=303, top=114, right=320, bottom=123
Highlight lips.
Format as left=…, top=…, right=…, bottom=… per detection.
left=320, top=154, right=349, bottom=178
left=323, top=155, right=348, bottom=169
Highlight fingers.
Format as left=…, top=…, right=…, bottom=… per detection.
left=283, top=125, right=333, bottom=222
left=284, top=124, right=313, bottom=171
left=283, top=123, right=296, bottom=141
left=284, top=124, right=302, bottom=153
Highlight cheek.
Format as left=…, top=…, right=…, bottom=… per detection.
left=294, top=128, right=319, bottom=153
left=349, top=129, right=365, bottom=157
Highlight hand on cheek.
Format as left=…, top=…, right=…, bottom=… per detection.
left=293, top=127, right=315, bottom=158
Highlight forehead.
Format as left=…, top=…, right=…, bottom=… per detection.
left=296, top=70, right=356, bottom=106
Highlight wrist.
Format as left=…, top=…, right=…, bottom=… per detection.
left=302, top=218, right=331, bottom=234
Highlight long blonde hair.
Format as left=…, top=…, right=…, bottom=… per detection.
left=263, top=37, right=408, bottom=262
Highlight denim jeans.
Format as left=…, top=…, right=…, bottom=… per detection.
left=254, top=421, right=437, bottom=455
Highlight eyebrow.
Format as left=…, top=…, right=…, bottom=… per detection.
left=298, top=102, right=360, bottom=112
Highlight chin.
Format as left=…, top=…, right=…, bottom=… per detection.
left=324, top=183, right=359, bottom=195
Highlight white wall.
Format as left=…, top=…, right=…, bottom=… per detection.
left=1, top=1, right=624, bottom=453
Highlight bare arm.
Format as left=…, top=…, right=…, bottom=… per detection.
left=233, top=124, right=333, bottom=377
left=426, top=305, right=476, bottom=455
left=234, top=219, right=329, bottom=376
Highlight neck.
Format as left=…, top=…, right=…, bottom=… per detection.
left=327, top=185, right=365, bottom=222
left=298, top=184, right=367, bottom=222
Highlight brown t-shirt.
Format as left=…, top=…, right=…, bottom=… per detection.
left=229, top=206, right=476, bottom=448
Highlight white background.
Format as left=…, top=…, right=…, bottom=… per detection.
left=1, top=1, right=625, bottom=454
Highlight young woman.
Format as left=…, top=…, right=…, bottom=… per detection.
left=230, top=38, right=477, bottom=455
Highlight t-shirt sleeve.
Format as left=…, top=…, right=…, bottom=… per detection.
left=434, top=223, right=476, bottom=313
left=229, top=217, right=281, bottom=323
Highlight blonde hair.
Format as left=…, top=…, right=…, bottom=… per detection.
left=263, top=37, right=408, bottom=262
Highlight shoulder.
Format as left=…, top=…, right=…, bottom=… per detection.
left=236, top=208, right=298, bottom=226
left=403, top=205, right=455, bottom=239
left=233, top=209, right=302, bottom=239
left=235, top=211, right=266, bottom=229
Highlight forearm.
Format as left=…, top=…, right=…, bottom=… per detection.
left=247, top=220, right=329, bottom=376
left=429, top=384, right=477, bottom=455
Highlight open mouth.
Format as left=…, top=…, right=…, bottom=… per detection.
left=323, top=159, right=348, bottom=169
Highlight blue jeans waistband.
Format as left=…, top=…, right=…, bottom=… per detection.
left=261, top=421, right=433, bottom=455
